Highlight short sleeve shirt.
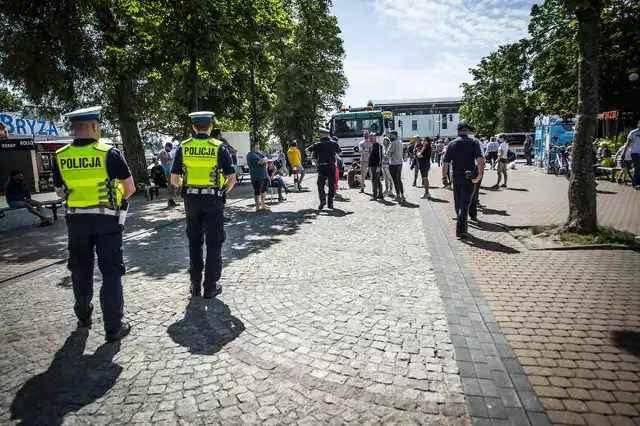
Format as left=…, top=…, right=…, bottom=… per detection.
left=498, top=142, right=509, bottom=159
left=52, top=139, right=131, bottom=187
left=442, top=136, right=484, bottom=176
left=246, top=152, right=269, bottom=181
left=170, top=135, right=236, bottom=176
left=627, top=129, right=640, bottom=154
left=359, top=140, right=372, bottom=162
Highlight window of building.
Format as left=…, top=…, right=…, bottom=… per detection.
left=442, top=121, right=447, bottom=130
left=412, top=120, right=418, bottom=131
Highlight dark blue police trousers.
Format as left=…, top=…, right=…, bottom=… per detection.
left=66, top=214, right=125, bottom=333
left=185, top=194, right=225, bottom=289
left=452, top=175, right=476, bottom=236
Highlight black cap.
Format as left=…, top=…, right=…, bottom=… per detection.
left=457, top=121, right=475, bottom=132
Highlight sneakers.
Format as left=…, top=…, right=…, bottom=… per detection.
left=500, top=184, right=507, bottom=188
left=421, top=192, right=431, bottom=199
left=203, top=283, right=222, bottom=299
left=106, top=321, right=131, bottom=342
left=491, top=184, right=499, bottom=189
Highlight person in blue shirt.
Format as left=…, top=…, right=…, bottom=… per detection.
left=441, top=122, right=485, bottom=239
left=4, top=169, right=52, bottom=226
left=246, top=142, right=270, bottom=211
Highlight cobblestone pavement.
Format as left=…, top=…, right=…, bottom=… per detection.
left=0, top=173, right=470, bottom=425
left=422, top=164, right=640, bottom=426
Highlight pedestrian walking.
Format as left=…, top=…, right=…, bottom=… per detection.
left=523, top=135, right=534, bottom=166
left=358, top=132, right=373, bottom=192
left=53, top=106, right=135, bottom=341
left=441, top=122, right=485, bottom=239
left=435, top=139, right=445, bottom=166
left=368, top=134, right=383, bottom=200
left=486, top=138, right=499, bottom=169
left=387, top=133, right=406, bottom=202
left=170, top=111, right=237, bottom=299
left=417, top=136, right=432, bottom=198
left=161, top=142, right=178, bottom=207
left=492, top=134, right=509, bottom=188
left=615, top=142, right=633, bottom=184
left=411, top=137, right=423, bottom=186
left=625, top=121, right=640, bottom=189
left=381, top=137, right=395, bottom=197
left=287, top=142, right=305, bottom=189
left=247, top=143, right=270, bottom=211
left=306, top=128, right=341, bottom=210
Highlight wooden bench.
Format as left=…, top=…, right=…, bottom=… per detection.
left=0, top=198, right=65, bottom=220
left=595, top=166, right=622, bottom=181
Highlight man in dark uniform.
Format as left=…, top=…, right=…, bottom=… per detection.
left=306, top=128, right=341, bottom=210
left=53, top=106, right=135, bottom=341
left=441, top=122, right=485, bottom=239
left=170, top=112, right=236, bottom=298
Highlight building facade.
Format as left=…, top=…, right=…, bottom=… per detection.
left=372, top=97, right=463, bottom=140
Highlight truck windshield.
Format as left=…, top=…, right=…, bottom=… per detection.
left=333, top=117, right=383, bottom=138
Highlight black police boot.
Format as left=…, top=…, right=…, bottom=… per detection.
left=203, top=283, right=222, bottom=299
left=190, top=277, right=202, bottom=297
left=318, top=203, right=325, bottom=210
left=106, top=321, right=131, bottom=342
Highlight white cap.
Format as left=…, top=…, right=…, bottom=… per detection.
left=65, top=106, right=102, bottom=122
left=188, top=111, right=215, bottom=123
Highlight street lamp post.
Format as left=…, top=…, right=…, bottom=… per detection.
left=250, top=42, right=263, bottom=147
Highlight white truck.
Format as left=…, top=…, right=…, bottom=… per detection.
left=223, top=131, right=251, bottom=182
left=329, top=104, right=393, bottom=172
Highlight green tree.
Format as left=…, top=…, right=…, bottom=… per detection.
left=271, top=0, right=348, bottom=151
left=460, top=41, right=535, bottom=138
left=0, top=88, right=22, bottom=112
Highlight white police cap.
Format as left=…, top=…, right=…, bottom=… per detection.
left=318, top=128, right=330, bottom=135
left=65, top=106, right=102, bottom=122
left=188, top=111, right=215, bottom=123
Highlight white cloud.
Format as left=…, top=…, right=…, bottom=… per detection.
left=343, top=52, right=473, bottom=105
left=374, top=0, right=534, bottom=48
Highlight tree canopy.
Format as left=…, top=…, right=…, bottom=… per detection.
left=0, top=0, right=347, bottom=182
left=460, top=0, right=639, bottom=138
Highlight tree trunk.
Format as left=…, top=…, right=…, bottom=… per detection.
left=566, top=0, right=601, bottom=234
left=190, top=54, right=198, bottom=112
left=116, top=79, right=148, bottom=185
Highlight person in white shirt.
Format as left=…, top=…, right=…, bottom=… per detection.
left=492, top=135, right=509, bottom=188
left=625, top=122, right=640, bottom=189
left=615, top=143, right=633, bottom=184
left=486, top=138, right=500, bottom=169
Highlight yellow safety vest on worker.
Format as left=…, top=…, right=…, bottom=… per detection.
left=181, top=137, right=226, bottom=193
left=56, top=141, right=123, bottom=209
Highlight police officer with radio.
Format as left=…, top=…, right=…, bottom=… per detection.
left=170, top=112, right=236, bottom=298
left=441, top=122, right=485, bottom=239
left=53, top=106, right=135, bottom=342
left=306, top=128, right=341, bottom=210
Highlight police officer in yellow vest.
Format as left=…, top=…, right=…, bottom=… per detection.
left=170, top=111, right=236, bottom=298
left=52, top=106, right=135, bottom=342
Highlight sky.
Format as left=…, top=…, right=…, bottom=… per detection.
left=332, top=0, right=540, bottom=106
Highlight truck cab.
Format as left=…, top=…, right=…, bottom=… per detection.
left=329, top=106, right=391, bottom=167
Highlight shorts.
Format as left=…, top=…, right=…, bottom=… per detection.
left=419, top=166, right=430, bottom=178
left=8, top=200, right=24, bottom=208
left=251, top=178, right=269, bottom=196
left=499, top=158, right=508, bottom=164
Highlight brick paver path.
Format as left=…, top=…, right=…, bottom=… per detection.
left=0, top=178, right=469, bottom=425
left=424, top=163, right=640, bottom=426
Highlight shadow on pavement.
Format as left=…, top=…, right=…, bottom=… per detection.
left=428, top=198, right=450, bottom=203
left=461, top=234, right=521, bottom=254
left=596, top=189, right=618, bottom=195
left=611, top=330, right=640, bottom=359
left=401, top=201, right=420, bottom=209
left=167, top=298, right=245, bottom=355
left=469, top=220, right=508, bottom=233
left=479, top=207, right=510, bottom=216
left=506, top=187, right=529, bottom=192
left=10, top=329, right=122, bottom=426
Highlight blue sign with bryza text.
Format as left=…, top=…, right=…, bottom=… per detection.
left=0, top=113, right=60, bottom=137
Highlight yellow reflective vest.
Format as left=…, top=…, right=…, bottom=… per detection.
left=56, top=141, right=123, bottom=209
left=181, top=137, right=226, bottom=192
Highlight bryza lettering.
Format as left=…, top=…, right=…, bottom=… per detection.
left=60, top=157, right=103, bottom=169
left=184, top=146, right=216, bottom=156
left=0, top=114, right=60, bottom=137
